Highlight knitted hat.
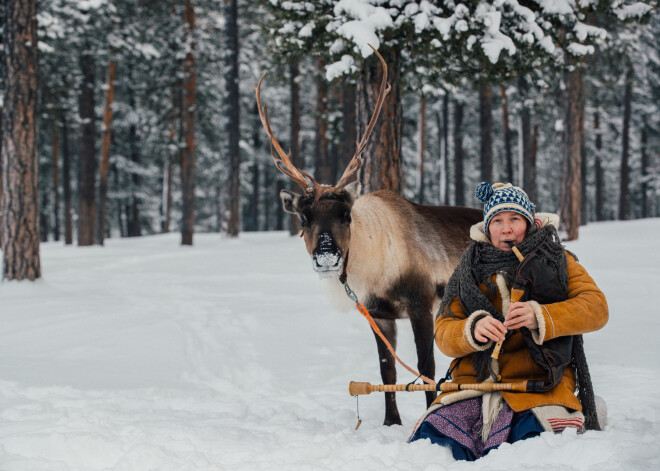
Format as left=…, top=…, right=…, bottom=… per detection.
left=474, top=182, right=535, bottom=231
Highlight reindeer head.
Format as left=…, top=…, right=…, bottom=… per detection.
left=279, top=181, right=361, bottom=277
left=255, top=45, right=390, bottom=277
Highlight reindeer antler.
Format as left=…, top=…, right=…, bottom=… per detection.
left=254, top=44, right=390, bottom=196
left=255, top=73, right=319, bottom=194
left=335, top=45, right=391, bottom=190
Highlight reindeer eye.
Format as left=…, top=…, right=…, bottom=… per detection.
left=342, top=210, right=352, bottom=224
left=299, top=214, right=309, bottom=227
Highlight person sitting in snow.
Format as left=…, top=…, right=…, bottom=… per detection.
left=409, top=182, right=608, bottom=461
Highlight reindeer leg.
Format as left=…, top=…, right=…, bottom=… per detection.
left=409, top=300, right=436, bottom=408
left=389, top=276, right=438, bottom=409
left=371, top=317, right=401, bottom=426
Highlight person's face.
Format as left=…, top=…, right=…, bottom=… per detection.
left=488, top=211, right=528, bottom=250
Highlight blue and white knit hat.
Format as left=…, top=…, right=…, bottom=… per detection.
left=474, top=182, right=535, bottom=230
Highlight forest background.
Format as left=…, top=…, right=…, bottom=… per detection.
left=0, top=0, right=658, bottom=281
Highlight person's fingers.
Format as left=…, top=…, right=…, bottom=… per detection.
left=506, top=319, right=525, bottom=330
left=476, top=316, right=508, bottom=342
left=483, top=321, right=506, bottom=341
left=486, top=317, right=507, bottom=334
left=475, top=331, right=491, bottom=343
left=506, top=311, right=538, bottom=330
left=505, top=303, right=534, bottom=328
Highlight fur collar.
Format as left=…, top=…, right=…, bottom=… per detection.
left=470, top=212, right=560, bottom=243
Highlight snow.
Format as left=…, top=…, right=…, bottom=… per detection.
left=326, top=54, right=357, bottom=81
left=134, top=43, right=160, bottom=60
left=567, top=42, right=596, bottom=57
left=537, top=0, right=574, bottom=15
left=332, top=0, right=393, bottom=57
left=476, top=9, right=517, bottom=64
left=298, top=22, right=315, bottom=38
left=614, top=2, right=654, bottom=21
left=574, top=21, right=608, bottom=42
left=77, top=0, right=108, bottom=11
left=1, top=218, right=660, bottom=470
left=326, top=0, right=396, bottom=77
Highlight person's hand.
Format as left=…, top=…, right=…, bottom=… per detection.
left=474, top=316, right=507, bottom=343
left=504, top=302, right=538, bottom=330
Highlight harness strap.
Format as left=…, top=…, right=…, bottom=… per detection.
left=354, top=301, right=435, bottom=385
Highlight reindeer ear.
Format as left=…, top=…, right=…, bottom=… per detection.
left=280, top=189, right=302, bottom=214
left=343, top=181, right=362, bottom=199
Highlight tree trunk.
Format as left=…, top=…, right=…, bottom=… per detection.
left=113, top=162, right=125, bottom=237
left=52, top=123, right=60, bottom=241
left=328, top=83, right=340, bottom=183
left=96, top=58, right=117, bottom=245
left=479, top=84, right=493, bottom=183
left=418, top=97, right=426, bottom=204
left=288, top=61, right=301, bottom=235
left=340, top=79, right=357, bottom=182
left=276, top=179, right=285, bottom=231
left=594, top=110, right=604, bottom=221
left=180, top=0, right=197, bottom=245
left=162, top=90, right=176, bottom=233
left=442, top=91, right=449, bottom=205
left=40, top=190, right=48, bottom=242
left=434, top=109, right=446, bottom=205
left=264, top=165, right=272, bottom=231
left=453, top=100, right=465, bottom=206
left=77, top=47, right=97, bottom=246
left=247, top=102, right=261, bottom=231
left=224, top=0, right=240, bottom=237
left=245, top=162, right=259, bottom=231
left=61, top=114, right=73, bottom=244
left=619, top=62, right=633, bottom=221
left=641, top=119, right=648, bottom=218
left=500, top=86, right=513, bottom=183
left=532, top=125, right=539, bottom=173
left=519, top=77, right=535, bottom=201
left=357, top=48, right=402, bottom=194
left=532, top=124, right=539, bottom=206
left=0, top=99, right=3, bottom=250
left=580, top=95, right=588, bottom=225
left=1, top=0, right=41, bottom=280
left=559, top=67, right=584, bottom=240
left=315, top=58, right=331, bottom=185
left=127, top=90, right=141, bottom=237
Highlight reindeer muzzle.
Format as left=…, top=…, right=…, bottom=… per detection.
left=312, top=233, right=343, bottom=278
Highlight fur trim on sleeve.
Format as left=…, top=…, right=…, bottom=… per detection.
left=527, top=300, right=552, bottom=345
left=464, top=310, right=493, bottom=351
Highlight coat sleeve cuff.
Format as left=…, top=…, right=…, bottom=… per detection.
left=528, top=300, right=553, bottom=345
left=464, top=310, right=492, bottom=351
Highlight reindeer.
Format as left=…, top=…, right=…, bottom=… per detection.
left=255, top=48, right=482, bottom=426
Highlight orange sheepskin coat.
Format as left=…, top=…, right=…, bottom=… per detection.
left=434, top=216, right=609, bottom=412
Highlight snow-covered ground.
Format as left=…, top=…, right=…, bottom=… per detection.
left=1, top=219, right=659, bottom=470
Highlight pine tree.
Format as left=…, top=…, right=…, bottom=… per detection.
left=181, top=0, right=197, bottom=245
left=224, top=0, right=241, bottom=237
left=1, top=0, right=41, bottom=280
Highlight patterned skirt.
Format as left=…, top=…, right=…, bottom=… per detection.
left=409, top=397, right=544, bottom=461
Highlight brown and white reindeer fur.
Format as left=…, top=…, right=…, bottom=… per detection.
left=281, top=183, right=481, bottom=425
left=257, top=46, right=482, bottom=425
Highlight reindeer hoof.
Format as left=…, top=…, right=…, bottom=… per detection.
left=383, top=416, right=402, bottom=426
